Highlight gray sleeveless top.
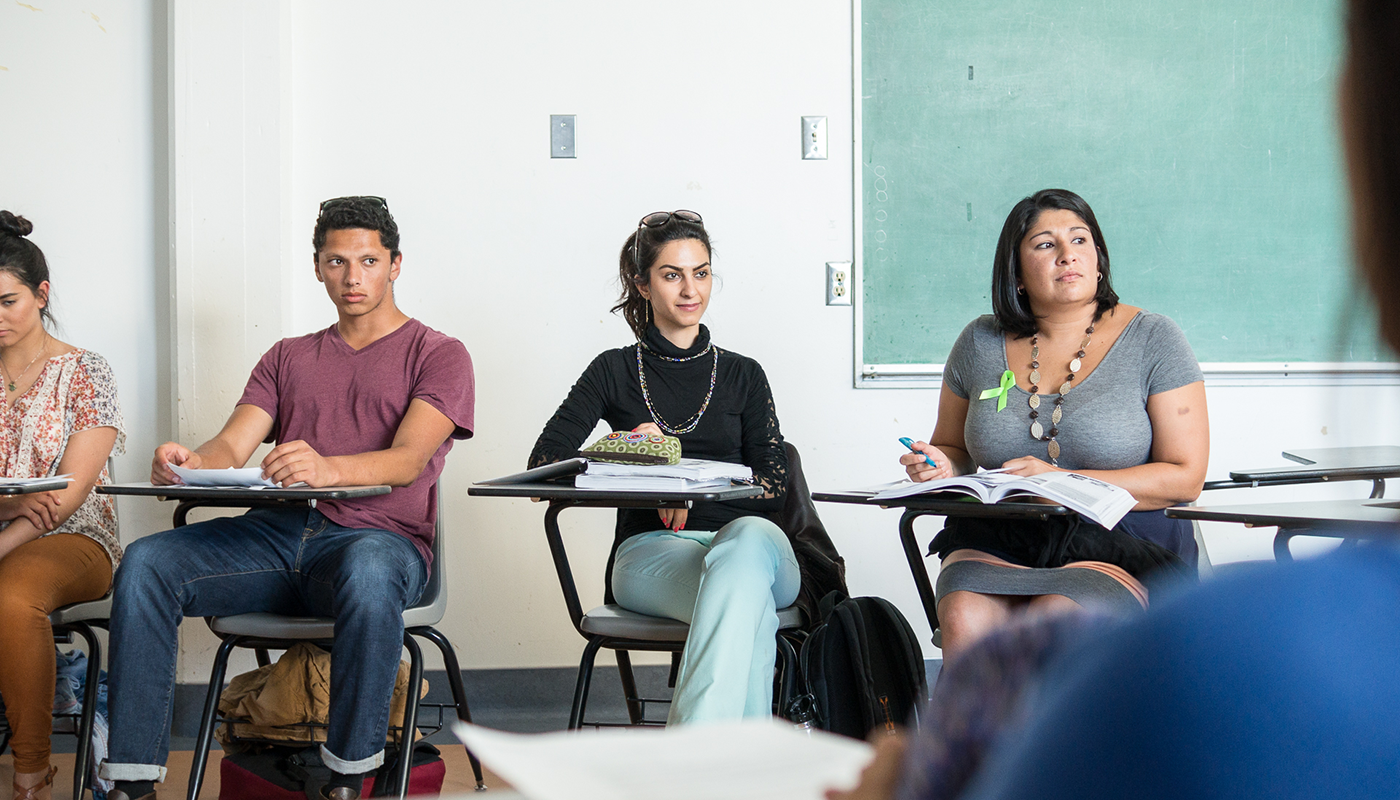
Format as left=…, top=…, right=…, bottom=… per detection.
left=943, top=312, right=1202, bottom=471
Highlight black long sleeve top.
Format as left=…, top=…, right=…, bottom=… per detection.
left=529, top=324, right=788, bottom=541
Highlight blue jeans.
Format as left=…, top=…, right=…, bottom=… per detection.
left=99, top=508, right=426, bottom=782
left=612, top=516, right=800, bottom=725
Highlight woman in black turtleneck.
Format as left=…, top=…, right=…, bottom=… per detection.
left=529, top=210, right=798, bottom=725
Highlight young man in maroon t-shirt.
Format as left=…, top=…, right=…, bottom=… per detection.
left=102, top=197, right=474, bottom=800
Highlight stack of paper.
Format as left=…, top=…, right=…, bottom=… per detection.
left=575, top=457, right=752, bottom=492
left=167, top=464, right=284, bottom=488
left=452, top=719, right=871, bottom=800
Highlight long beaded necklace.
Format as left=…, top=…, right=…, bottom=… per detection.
left=1027, top=322, right=1094, bottom=465
left=636, top=340, right=720, bottom=435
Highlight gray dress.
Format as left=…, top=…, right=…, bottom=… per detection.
left=932, top=311, right=1204, bottom=607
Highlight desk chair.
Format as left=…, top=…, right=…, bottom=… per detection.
left=0, top=460, right=122, bottom=800
left=3, top=596, right=115, bottom=800
left=551, top=442, right=840, bottom=729
left=185, top=505, right=484, bottom=800
left=46, top=595, right=111, bottom=800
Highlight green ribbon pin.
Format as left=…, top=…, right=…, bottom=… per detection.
left=978, top=369, right=1016, bottom=412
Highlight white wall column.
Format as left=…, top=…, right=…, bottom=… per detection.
left=169, top=0, right=294, bottom=445
left=167, top=0, right=294, bottom=679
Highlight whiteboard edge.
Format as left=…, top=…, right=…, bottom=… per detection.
left=851, top=0, right=865, bottom=390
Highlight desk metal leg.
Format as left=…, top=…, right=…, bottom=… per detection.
left=188, top=635, right=239, bottom=800
left=1373, top=479, right=1387, bottom=499
left=614, top=650, right=644, bottom=725
left=1273, top=527, right=1305, bottom=563
left=898, top=509, right=941, bottom=639
left=388, top=635, right=425, bottom=799
left=543, top=501, right=584, bottom=630
left=173, top=500, right=203, bottom=528
left=69, top=622, right=101, bottom=800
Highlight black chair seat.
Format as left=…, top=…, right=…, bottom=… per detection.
left=579, top=604, right=805, bottom=642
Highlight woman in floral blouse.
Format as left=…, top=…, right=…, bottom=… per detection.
left=0, top=211, right=124, bottom=800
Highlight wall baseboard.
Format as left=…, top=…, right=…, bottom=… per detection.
left=167, top=660, right=943, bottom=739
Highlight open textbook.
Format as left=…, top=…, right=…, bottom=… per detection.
left=871, top=470, right=1137, bottom=528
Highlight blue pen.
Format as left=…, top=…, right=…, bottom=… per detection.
left=898, top=437, right=939, bottom=468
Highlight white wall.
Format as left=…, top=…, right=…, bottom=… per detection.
left=9, top=1, right=1400, bottom=682
left=0, top=1, right=168, bottom=559
left=281, top=0, right=1400, bottom=671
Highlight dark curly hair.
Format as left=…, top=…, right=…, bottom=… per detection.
left=0, top=211, right=55, bottom=326
left=312, top=196, right=400, bottom=260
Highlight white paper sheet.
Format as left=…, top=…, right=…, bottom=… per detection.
left=166, top=464, right=279, bottom=488
left=451, top=719, right=873, bottom=800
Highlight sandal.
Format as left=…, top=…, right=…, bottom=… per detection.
left=12, top=765, right=57, bottom=800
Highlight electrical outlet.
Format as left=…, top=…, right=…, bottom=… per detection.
left=802, top=116, right=827, bottom=160
left=551, top=114, right=576, bottom=158
left=826, top=261, right=852, bottom=305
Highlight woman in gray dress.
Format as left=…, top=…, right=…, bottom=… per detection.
left=899, top=189, right=1209, bottom=662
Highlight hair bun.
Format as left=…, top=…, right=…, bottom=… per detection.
left=0, top=211, right=33, bottom=238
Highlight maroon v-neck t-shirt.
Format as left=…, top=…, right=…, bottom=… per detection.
left=237, top=319, right=474, bottom=567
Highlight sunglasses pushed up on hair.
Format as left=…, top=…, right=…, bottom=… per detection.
left=638, top=209, right=702, bottom=229
left=318, top=196, right=391, bottom=216
left=633, top=210, right=703, bottom=270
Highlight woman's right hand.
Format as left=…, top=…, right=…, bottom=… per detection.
left=658, top=507, right=688, bottom=532
left=899, top=440, right=954, bottom=482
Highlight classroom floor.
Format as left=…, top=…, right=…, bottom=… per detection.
left=0, top=746, right=511, bottom=798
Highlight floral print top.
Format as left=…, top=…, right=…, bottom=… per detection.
left=0, top=349, right=126, bottom=567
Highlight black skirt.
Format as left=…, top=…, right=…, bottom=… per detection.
left=928, top=511, right=1196, bottom=591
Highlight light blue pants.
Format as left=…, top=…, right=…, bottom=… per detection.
left=612, top=516, right=801, bottom=725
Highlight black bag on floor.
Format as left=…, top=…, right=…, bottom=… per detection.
left=792, top=592, right=927, bottom=739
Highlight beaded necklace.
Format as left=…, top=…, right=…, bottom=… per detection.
left=1027, top=322, right=1094, bottom=466
left=636, top=341, right=719, bottom=435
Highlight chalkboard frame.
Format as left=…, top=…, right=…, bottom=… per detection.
left=850, top=0, right=1400, bottom=389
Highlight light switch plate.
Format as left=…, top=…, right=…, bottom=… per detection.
left=826, top=261, right=852, bottom=305
left=551, top=115, right=576, bottom=158
left=803, top=116, right=827, bottom=160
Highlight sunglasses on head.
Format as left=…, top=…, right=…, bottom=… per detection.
left=318, top=196, right=391, bottom=216
left=638, top=209, right=702, bottom=229
left=633, top=210, right=703, bottom=270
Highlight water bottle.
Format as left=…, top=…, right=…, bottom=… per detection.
left=787, top=694, right=818, bottom=736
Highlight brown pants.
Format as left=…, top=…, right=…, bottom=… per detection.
left=0, top=533, right=112, bottom=773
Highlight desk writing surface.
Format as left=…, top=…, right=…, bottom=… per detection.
left=813, top=490, right=1070, bottom=520
left=1167, top=499, right=1400, bottom=532
left=0, top=477, right=70, bottom=495
left=1229, top=446, right=1400, bottom=483
left=468, top=483, right=763, bottom=504
left=98, top=482, right=391, bottom=501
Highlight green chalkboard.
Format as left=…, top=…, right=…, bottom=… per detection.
left=860, top=0, right=1386, bottom=369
